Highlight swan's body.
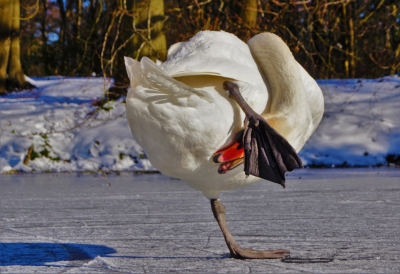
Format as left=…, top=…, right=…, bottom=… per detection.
left=125, top=31, right=324, bottom=259
left=125, top=31, right=323, bottom=199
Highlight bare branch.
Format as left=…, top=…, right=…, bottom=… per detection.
left=20, top=0, right=39, bottom=20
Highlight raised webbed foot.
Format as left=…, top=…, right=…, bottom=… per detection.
left=223, top=80, right=303, bottom=187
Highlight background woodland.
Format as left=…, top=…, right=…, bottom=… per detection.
left=1, top=0, right=399, bottom=96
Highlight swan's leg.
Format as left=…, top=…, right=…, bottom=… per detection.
left=210, top=199, right=289, bottom=259
left=223, top=81, right=303, bottom=187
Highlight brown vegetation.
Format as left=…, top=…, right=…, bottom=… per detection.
left=10, top=0, right=400, bottom=96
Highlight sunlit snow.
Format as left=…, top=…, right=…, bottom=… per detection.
left=0, top=76, right=399, bottom=173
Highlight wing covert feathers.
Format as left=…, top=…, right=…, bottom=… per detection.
left=124, top=56, right=214, bottom=103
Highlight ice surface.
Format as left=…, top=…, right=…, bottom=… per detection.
left=1, top=171, right=399, bottom=272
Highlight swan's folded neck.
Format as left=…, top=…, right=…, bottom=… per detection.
left=247, top=33, right=310, bottom=150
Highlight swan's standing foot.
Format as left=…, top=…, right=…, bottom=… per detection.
left=210, top=199, right=290, bottom=259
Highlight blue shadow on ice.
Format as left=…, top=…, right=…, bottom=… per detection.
left=0, top=243, right=116, bottom=266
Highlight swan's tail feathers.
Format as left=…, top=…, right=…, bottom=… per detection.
left=125, top=56, right=213, bottom=103
left=124, top=57, right=146, bottom=88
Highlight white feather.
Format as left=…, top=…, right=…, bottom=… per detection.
left=125, top=31, right=323, bottom=199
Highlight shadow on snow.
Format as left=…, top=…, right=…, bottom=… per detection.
left=0, top=242, right=116, bottom=266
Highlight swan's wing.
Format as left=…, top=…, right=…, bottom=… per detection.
left=170, top=71, right=221, bottom=78
left=161, top=31, right=265, bottom=85
left=125, top=56, right=214, bottom=103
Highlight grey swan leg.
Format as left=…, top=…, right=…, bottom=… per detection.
left=210, top=199, right=290, bottom=259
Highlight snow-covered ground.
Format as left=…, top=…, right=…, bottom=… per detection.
left=303, top=77, right=400, bottom=167
left=0, top=76, right=399, bottom=173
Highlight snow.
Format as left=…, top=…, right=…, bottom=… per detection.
left=303, top=77, right=400, bottom=167
left=0, top=76, right=399, bottom=173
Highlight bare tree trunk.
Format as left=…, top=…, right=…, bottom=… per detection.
left=393, top=43, right=400, bottom=75
left=342, top=3, right=349, bottom=78
left=109, top=0, right=167, bottom=99
left=0, top=0, right=12, bottom=93
left=148, top=0, right=167, bottom=60
left=56, top=0, right=67, bottom=74
left=76, top=0, right=82, bottom=39
left=40, top=0, right=50, bottom=75
left=66, top=0, right=75, bottom=72
left=107, top=0, right=135, bottom=99
left=348, top=3, right=355, bottom=78
left=0, top=0, right=33, bottom=93
left=240, top=0, right=258, bottom=29
left=133, top=0, right=167, bottom=61
left=8, top=0, right=26, bottom=87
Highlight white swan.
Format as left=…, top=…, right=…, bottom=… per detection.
left=125, top=31, right=324, bottom=259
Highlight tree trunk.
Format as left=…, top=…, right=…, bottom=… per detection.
left=0, top=0, right=12, bottom=93
left=56, top=0, right=67, bottom=74
left=109, top=0, right=167, bottom=99
left=240, top=0, right=258, bottom=29
left=0, top=0, right=34, bottom=93
left=40, top=0, right=50, bottom=75
left=76, top=0, right=82, bottom=39
left=8, top=0, right=27, bottom=88
left=133, top=0, right=167, bottom=61
left=348, top=2, right=355, bottom=78
left=342, top=3, right=349, bottom=78
left=107, top=0, right=135, bottom=99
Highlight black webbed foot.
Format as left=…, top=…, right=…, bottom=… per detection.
left=223, top=81, right=303, bottom=187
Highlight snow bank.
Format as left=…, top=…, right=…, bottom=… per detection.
left=302, top=77, right=400, bottom=167
left=0, top=76, right=399, bottom=173
left=0, top=77, right=154, bottom=173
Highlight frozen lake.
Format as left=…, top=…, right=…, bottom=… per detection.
left=1, top=168, right=399, bottom=273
